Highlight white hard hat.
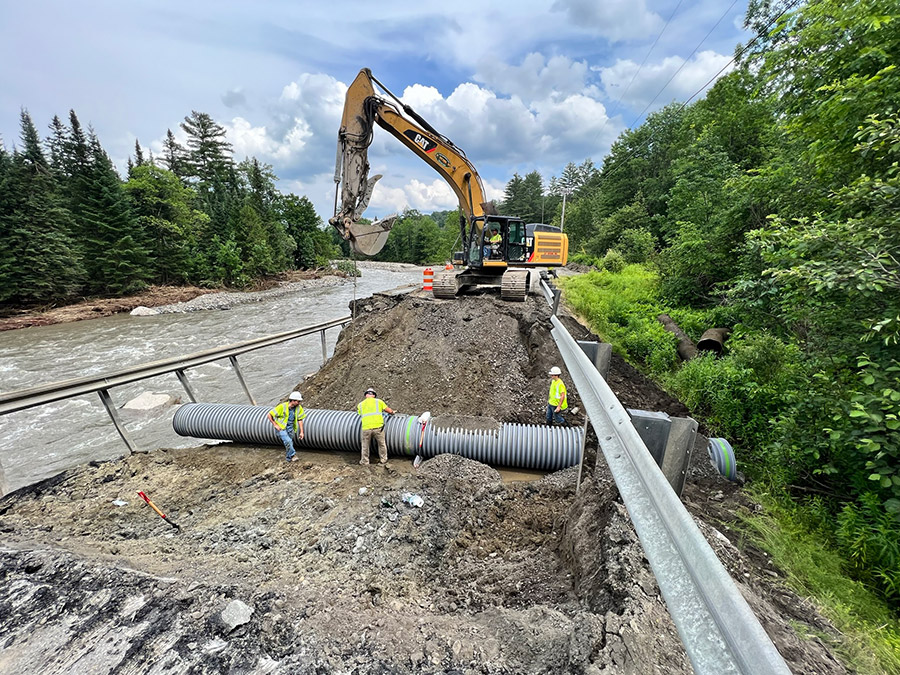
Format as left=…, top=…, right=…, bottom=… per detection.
left=289, top=391, right=303, bottom=401
left=549, top=366, right=562, bottom=376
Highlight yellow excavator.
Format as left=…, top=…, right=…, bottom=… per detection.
left=329, top=68, right=568, bottom=301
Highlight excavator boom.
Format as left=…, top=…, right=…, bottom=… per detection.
left=330, top=68, right=493, bottom=255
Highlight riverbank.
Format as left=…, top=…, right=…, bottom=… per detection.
left=0, top=265, right=415, bottom=331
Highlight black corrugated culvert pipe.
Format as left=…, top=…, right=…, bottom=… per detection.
left=173, top=403, right=583, bottom=471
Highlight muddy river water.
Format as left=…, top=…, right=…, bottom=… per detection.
left=0, top=263, right=424, bottom=492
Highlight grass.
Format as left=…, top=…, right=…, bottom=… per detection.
left=739, top=492, right=900, bottom=675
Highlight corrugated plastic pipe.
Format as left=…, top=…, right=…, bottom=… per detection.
left=173, top=403, right=583, bottom=472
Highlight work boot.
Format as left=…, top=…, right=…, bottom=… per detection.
left=359, top=459, right=370, bottom=466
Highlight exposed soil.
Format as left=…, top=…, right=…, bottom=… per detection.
left=0, top=270, right=332, bottom=332
left=0, top=290, right=848, bottom=674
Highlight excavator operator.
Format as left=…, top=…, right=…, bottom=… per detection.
left=488, top=228, right=502, bottom=259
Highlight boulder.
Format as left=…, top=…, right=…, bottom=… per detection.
left=130, top=306, right=158, bottom=316
left=122, top=392, right=179, bottom=411
left=216, top=599, right=254, bottom=632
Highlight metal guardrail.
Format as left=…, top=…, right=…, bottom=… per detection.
left=545, top=293, right=788, bottom=673
left=539, top=277, right=561, bottom=315
left=0, top=316, right=350, bottom=453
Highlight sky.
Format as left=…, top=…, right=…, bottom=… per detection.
left=0, top=0, right=751, bottom=222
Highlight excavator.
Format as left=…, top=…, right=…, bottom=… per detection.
left=329, top=68, right=568, bottom=301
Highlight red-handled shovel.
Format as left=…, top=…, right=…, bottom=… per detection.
left=137, top=491, right=180, bottom=530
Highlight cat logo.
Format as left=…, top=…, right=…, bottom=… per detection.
left=436, top=153, right=451, bottom=168
left=404, top=129, right=437, bottom=153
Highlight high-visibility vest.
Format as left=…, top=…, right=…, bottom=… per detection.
left=548, top=379, right=568, bottom=409
left=357, top=397, right=387, bottom=430
left=270, top=402, right=306, bottom=433
left=489, top=234, right=501, bottom=244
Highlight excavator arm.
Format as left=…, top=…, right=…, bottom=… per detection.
left=330, top=68, right=496, bottom=256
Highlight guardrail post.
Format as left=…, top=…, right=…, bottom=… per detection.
left=175, top=369, right=197, bottom=403
left=552, top=288, right=561, bottom=316
left=97, top=388, right=139, bottom=454
left=320, top=329, right=328, bottom=364
left=229, top=355, right=256, bottom=405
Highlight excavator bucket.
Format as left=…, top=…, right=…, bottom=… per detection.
left=346, top=215, right=397, bottom=256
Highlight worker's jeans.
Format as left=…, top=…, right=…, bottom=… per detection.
left=361, top=427, right=388, bottom=464
left=546, top=405, right=566, bottom=426
left=277, top=429, right=296, bottom=460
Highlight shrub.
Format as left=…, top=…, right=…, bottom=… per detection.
left=333, top=259, right=362, bottom=277
left=616, top=228, right=656, bottom=264
left=601, top=249, right=626, bottom=273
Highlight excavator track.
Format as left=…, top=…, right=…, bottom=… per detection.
left=500, top=270, right=529, bottom=302
left=432, top=272, right=459, bottom=299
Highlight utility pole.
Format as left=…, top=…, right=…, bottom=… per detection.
left=560, top=187, right=573, bottom=232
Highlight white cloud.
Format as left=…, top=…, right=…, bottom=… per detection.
left=600, top=50, right=734, bottom=114
left=368, top=176, right=506, bottom=216
left=224, top=116, right=312, bottom=162
left=474, top=53, right=590, bottom=101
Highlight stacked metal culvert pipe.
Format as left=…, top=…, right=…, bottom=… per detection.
left=173, top=403, right=583, bottom=472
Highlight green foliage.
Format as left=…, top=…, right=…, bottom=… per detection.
left=600, top=249, right=625, bottom=274
left=586, top=201, right=651, bottom=257
left=333, top=259, right=362, bottom=277
left=124, top=164, right=208, bottom=284
left=500, top=170, right=545, bottom=222
left=740, top=493, right=900, bottom=674
left=837, top=493, right=900, bottom=602
left=561, top=265, right=676, bottom=375
left=667, top=332, right=802, bottom=463
left=616, top=227, right=656, bottom=264
left=374, top=210, right=456, bottom=265
left=0, top=111, right=85, bottom=304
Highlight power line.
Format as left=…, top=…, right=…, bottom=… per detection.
left=625, top=0, right=740, bottom=131
left=597, top=0, right=805, bottom=186
left=613, top=0, right=685, bottom=117
left=592, top=0, right=685, bottom=146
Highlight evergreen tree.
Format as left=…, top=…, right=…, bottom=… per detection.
left=162, top=129, right=187, bottom=178
left=45, top=115, right=69, bottom=180
left=65, top=110, right=90, bottom=188
left=77, top=132, right=150, bottom=294
left=280, top=194, right=320, bottom=268
left=134, top=139, right=145, bottom=167
left=0, top=111, right=84, bottom=304
left=180, top=111, right=233, bottom=185
left=500, top=173, right=525, bottom=216
left=124, top=163, right=209, bottom=284
left=520, top=171, right=544, bottom=222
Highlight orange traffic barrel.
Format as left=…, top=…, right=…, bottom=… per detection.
left=444, top=262, right=454, bottom=270
left=423, top=267, right=434, bottom=291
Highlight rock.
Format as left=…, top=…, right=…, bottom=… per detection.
left=0, top=459, right=7, bottom=499
left=122, top=391, right=179, bottom=410
left=216, top=599, right=254, bottom=632
left=129, top=306, right=158, bottom=316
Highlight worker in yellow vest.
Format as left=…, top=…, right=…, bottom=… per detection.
left=547, top=366, right=568, bottom=426
left=268, top=391, right=306, bottom=462
left=357, top=387, right=395, bottom=465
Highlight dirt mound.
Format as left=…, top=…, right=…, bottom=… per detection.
left=301, top=292, right=580, bottom=426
